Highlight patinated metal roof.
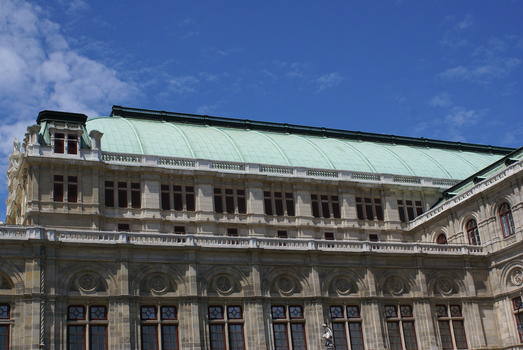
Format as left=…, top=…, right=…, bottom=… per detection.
left=83, top=106, right=512, bottom=180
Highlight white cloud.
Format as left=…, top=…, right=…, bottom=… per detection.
left=316, top=73, right=343, bottom=92
left=0, top=0, right=138, bottom=199
left=444, top=107, right=481, bottom=127
left=430, top=93, right=452, bottom=108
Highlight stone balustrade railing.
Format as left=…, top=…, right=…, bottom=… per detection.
left=0, top=226, right=487, bottom=256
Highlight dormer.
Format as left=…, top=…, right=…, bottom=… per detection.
left=36, top=110, right=91, bottom=155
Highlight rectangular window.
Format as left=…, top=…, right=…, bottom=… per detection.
left=311, top=194, right=340, bottom=219
left=330, top=305, right=365, bottom=350
left=513, top=297, right=523, bottom=343
left=265, top=191, right=295, bottom=217
left=369, top=234, right=379, bottom=242
left=67, top=134, right=78, bottom=154
left=54, top=132, right=65, bottom=153
left=131, top=183, right=141, bottom=209
left=53, top=175, right=64, bottom=202
left=356, top=197, right=383, bottom=221
left=161, top=184, right=171, bottom=210
left=162, top=184, right=196, bottom=212
left=324, top=232, right=335, bottom=241
left=209, top=305, right=244, bottom=350
left=105, top=181, right=114, bottom=207
left=384, top=305, right=417, bottom=350
left=227, top=228, right=238, bottom=237
left=118, top=224, right=130, bottom=232
left=67, top=305, right=108, bottom=350
left=398, top=200, right=423, bottom=222
left=118, top=182, right=128, bottom=208
left=141, top=305, right=178, bottom=350
left=67, top=176, right=78, bottom=203
left=272, top=305, right=306, bottom=350
left=278, top=231, right=288, bottom=239
left=214, top=188, right=246, bottom=214
left=174, top=226, right=185, bottom=234
left=436, top=305, right=467, bottom=349
left=0, top=305, right=10, bottom=350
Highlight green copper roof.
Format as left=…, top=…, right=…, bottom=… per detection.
left=84, top=106, right=513, bottom=180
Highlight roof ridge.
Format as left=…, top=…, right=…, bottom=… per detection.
left=110, top=105, right=514, bottom=155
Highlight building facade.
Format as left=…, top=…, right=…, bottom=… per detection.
left=1, top=106, right=523, bottom=349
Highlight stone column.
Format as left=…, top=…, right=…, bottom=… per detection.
left=361, top=265, right=385, bottom=349
left=179, top=252, right=201, bottom=349
left=413, top=300, right=438, bottom=349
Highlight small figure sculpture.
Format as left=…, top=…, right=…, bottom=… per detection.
left=322, top=323, right=334, bottom=349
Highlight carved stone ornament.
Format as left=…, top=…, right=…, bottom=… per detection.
left=147, top=274, right=169, bottom=294
left=76, top=272, right=97, bottom=293
left=334, top=278, right=353, bottom=295
left=385, top=277, right=405, bottom=296
left=436, top=278, right=455, bottom=296
left=510, top=267, right=523, bottom=286
left=215, top=275, right=233, bottom=295
left=277, top=276, right=295, bottom=295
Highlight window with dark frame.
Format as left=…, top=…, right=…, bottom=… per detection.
left=105, top=181, right=141, bottom=209
left=53, top=175, right=78, bottom=203
left=465, top=219, right=481, bottom=245
left=54, top=132, right=65, bottom=153
left=324, top=232, right=335, bottom=241
left=227, top=228, right=238, bottom=237
left=53, top=175, right=64, bottom=202
left=67, top=305, right=108, bottom=350
left=397, top=200, right=423, bottom=222
left=140, top=305, right=179, bottom=350
left=330, top=305, right=365, bottom=350
left=117, top=224, right=130, bottom=232
left=214, top=188, right=246, bottom=215
left=67, top=134, right=78, bottom=154
left=174, top=226, right=186, bottom=234
left=384, top=304, right=418, bottom=350
left=436, top=234, right=448, bottom=245
left=264, top=191, right=295, bottom=217
left=311, top=194, right=341, bottom=219
left=436, top=304, right=467, bottom=350
left=369, top=234, right=379, bottom=242
left=356, top=197, right=383, bottom=221
left=499, top=203, right=516, bottom=237
left=272, top=305, right=306, bottom=350
left=208, top=305, right=245, bottom=350
left=512, top=297, right=523, bottom=343
left=0, top=304, right=10, bottom=350
left=160, top=185, right=196, bottom=212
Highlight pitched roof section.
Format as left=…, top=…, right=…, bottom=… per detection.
left=85, top=106, right=514, bottom=180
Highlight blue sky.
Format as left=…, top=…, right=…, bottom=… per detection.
left=0, top=0, right=522, bottom=221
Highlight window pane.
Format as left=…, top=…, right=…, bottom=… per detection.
left=452, top=320, right=468, bottom=349
left=438, top=320, right=453, bottom=350
left=272, top=306, right=286, bottom=319
left=67, top=325, right=85, bottom=350
left=332, top=322, right=347, bottom=350
left=68, top=306, right=85, bottom=320
left=228, top=324, right=245, bottom=350
left=348, top=322, right=364, bottom=350
left=209, top=306, right=224, bottom=320
left=289, top=306, right=303, bottom=319
left=402, top=321, right=418, bottom=350
left=141, top=325, right=158, bottom=350
left=387, top=322, right=402, bottom=350
left=516, top=313, right=523, bottom=342
left=162, top=325, right=178, bottom=350
left=0, top=325, right=8, bottom=350
left=330, top=306, right=344, bottom=319
left=161, top=306, right=177, bottom=320
left=290, top=323, right=306, bottom=350
left=273, top=323, right=289, bottom=350
left=0, top=305, right=9, bottom=319
left=141, top=306, right=157, bottom=320
left=227, top=306, right=242, bottom=319
left=209, top=324, right=225, bottom=350
left=90, top=325, right=107, bottom=350
left=90, top=306, right=107, bottom=320
left=275, top=197, right=284, bottom=216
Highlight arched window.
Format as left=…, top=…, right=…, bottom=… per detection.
left=466, top=219, right=481, bottom=245
left=499, top=203, right=515, bottom=238
left=436, top=234, right=447, bottom=245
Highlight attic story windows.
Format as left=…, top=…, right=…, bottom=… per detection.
left=356, top=197, right=383, bottom=221
left=53, top=175, right=78, bottom=203
left=264, top=191, right=295, bottom=217
left=105, top=181, right=141, bottom=209
left=53, top=132, right=78, bottom=154
left=311, top=194, right=340, bottom=219
left=499, top=203, right=515, bottom=238
left=398, top=200, right=423, bottom=222
left=214, top=188, right=246, bottom=214
left=161, top=185, right=195, bottom=212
